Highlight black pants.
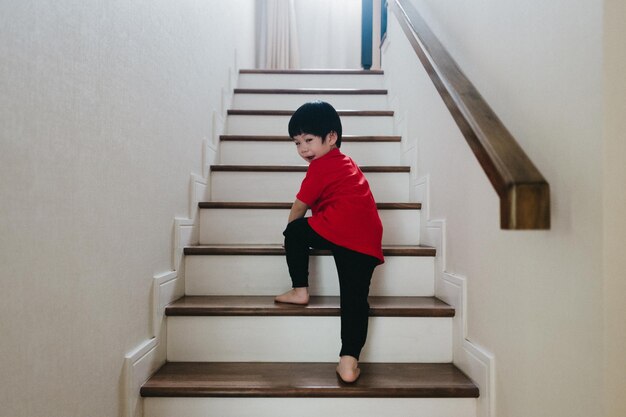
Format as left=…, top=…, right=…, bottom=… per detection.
left=283, top=217, right=379, bottom=360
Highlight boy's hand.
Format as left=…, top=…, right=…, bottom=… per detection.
left=288, top=199, right=309, bottom=223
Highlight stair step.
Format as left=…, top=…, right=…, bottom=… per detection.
left=166, top=315, right=451, bottom=362
left=184, top=245, right=434, bottom=257
left=231, top=91, right=388, bottom=111
left=141, top=362, right=478, bottom=398
left=219, top=136, right=402, bottom=165
left=184, top=245, right=435, bottom=297
left=220, top=135, right=401, bottom=142
left=240, top=69, right=385, bottom=74
left=234, top=88, right=388, bottom=95
left=144, top=398, right=477, bottom=417
left=198, top=202, right=420, bottom=245
left=225, top=113, right=394, bottom=135
left=166, top=296, right=453, bottom=317
left=237, top=71, right=385, bottom=89
left=198, top=202, right=420, bottom=209
left=209, top=167, right=409, bottom=202
left=210, top=165, right=409, bottom=173
left=165, top=293, right=453, bottom=362
left=227, top=109, right=393, bottom=116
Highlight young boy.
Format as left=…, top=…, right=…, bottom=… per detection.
left=274, top=101, right=384, bottom=383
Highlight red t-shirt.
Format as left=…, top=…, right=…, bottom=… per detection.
left=296, top=148, right=384, bottom=264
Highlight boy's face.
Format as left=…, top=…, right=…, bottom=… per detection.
left=293, top=132, right=338, bottom=163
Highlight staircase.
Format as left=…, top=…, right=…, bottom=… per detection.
left=140, top=69, right=479, bottom=417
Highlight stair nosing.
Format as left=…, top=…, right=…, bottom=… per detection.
left=198, top=202, right=421, bottom=210
left=140, top=362, right=478, bottom=398
left=165, top=296, right=454, bottom=317
left=210, top=165, right=410, bottom=173
left=233, top=88, right=388, bottom=95
left=184, top=245, right=435, bottom=257
left=239, top=69, right=384, bottom=75
left=219, top=135, right=402, bottom=142
left=227, top=109, right=394, bottom=116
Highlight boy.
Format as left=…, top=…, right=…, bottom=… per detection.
left=274, top=101, right=384, bottom=383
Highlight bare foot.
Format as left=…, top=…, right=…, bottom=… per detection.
left=336, top=355, right=361, bottom=383
left=274, top=288, right=309, bottom=305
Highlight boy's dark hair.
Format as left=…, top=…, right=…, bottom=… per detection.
left=288, top=101, right=342, bottom=148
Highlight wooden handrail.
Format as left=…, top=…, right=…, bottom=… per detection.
left=391, top=0, right=550, bottom=229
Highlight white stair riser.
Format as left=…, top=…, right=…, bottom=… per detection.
left=238, top=73, right=385, bottom=89
left=184, top=255, right=434, bottom=296
left=145, top=397, right=477, bottom=417
left=219, top=141, right=402, bottom=166
left=199, top=209, right=420, bottom=245
left=226, top=115, right=394, bottom=136
left=166, top=316, right=452, bottom=363
left=210, top=172, right=409, bottom=202
left=232, top=94, right=388, bottom=110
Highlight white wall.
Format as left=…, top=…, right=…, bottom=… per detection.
left=0, top=1, right=255, bottom=417
left=383, top=0, right=609, bottom=416
left=603, top=1, right=626, bottom=416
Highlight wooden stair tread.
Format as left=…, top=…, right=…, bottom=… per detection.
left=227, top=110, right=394, bottom=116
left=184, top=244, right=435, bottom=257
left=199, top=202, right=421, bottom=210
left=240, top=69, right=384, bottom=75
left=210, top=165, right=410, bottom=173
left=141, top=362, right=478, bottom=398
left=234, top=88, right=387, bottom=95
left=166, top=296, right=453, bottom=317
left=220, top=135, right=401, bottom=142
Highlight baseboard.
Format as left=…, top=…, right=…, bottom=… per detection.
left=173, top=217, right=195, bottom=273
left=123, top=180, right=203, bottom=417
left=123, top=338, right=161, bottom=417
left=122, top=63, right=238, bottom=417
left=125, top=164, right=208, bottom=417
left=123, top=271, right=182, bottom=417
left=414, top=175, right=495, bottom=417
left=152, top=271, right=184, bottom=338
left=124, top=166, right=210, bottom=417
left=203, top=137, right=219, bottom=179
left=439, top=272, right=495, bottom=417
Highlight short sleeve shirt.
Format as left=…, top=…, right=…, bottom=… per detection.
left=296, top=148, right=384, bottom=264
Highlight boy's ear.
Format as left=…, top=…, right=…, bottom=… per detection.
left=326, top=131, right=338, bottom=146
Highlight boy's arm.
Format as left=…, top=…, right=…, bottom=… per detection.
left=288, top=199, right=309, bottom=223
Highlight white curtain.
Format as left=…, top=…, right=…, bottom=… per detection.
left=258, top=0, right=300, bottom=69
left=257, top=0, right=362, bottom=69
left=293, top=0, right=361, bottom=69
